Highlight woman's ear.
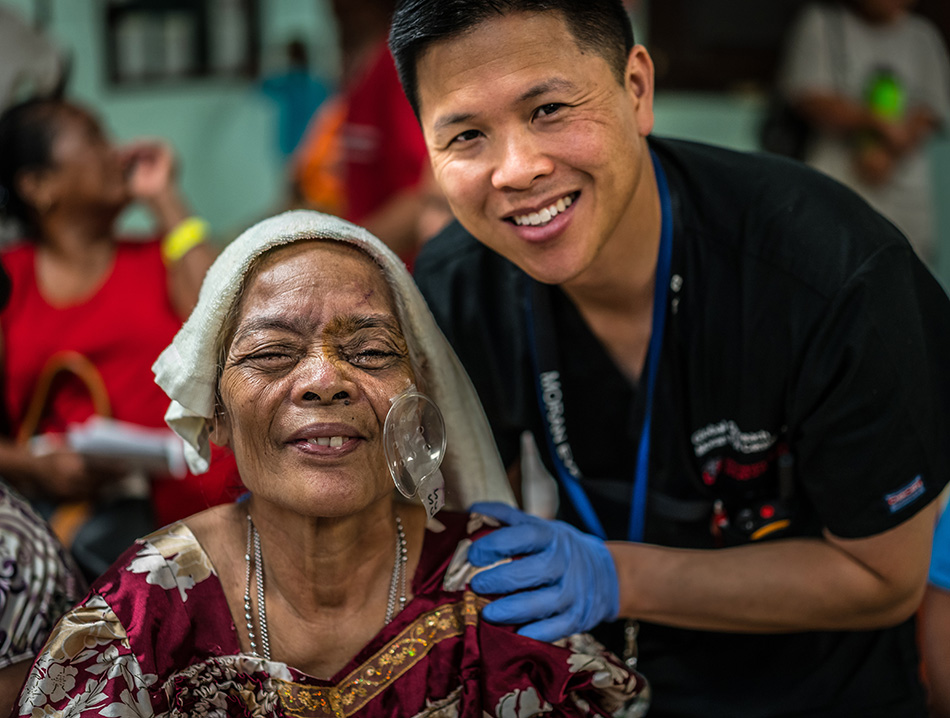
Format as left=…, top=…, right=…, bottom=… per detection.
left=15, top=167, right=55, bottom=216
left=208, top=412, right=231, bottom=448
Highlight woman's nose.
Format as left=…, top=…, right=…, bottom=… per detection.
left=292, top=352, right=354, bottom=405
left=301, top=390, right=350, bottom=404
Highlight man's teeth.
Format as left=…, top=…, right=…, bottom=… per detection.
left=513, top=194, right=573, bottom=226
left=306, top=436, right=348, bottom=447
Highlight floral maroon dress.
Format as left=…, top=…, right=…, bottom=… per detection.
left=15, top=511, right=646, bottom=717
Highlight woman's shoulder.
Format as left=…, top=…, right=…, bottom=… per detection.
left=91, top=521, right=239, bottom=670
left=0, top=241, right=35, bottom=271
left=413, top=509, right=505, bottom=595
left=421, top=510, right=503, bottom=552
left=112, top=236, right=163, bottom=261
left=93, top=521, right=223, bottom=621
left=102, top=237, right=173, bottom=303
left=120, top=521, right=219, bottom=592
left=413, top=510, right=649, bottom=716
left=108, top=237, right=166, bottom=284
left=16, top=511, right=250, bottom=716
left=14, top=525, right=221, bottom=717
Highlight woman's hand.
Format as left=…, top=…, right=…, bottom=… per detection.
left=466, top=501, right=620, bottom=642
left=122, top=140, right=178, bottom=201
left=853, top=142, right=897, bottom=186
left=121, top=140, right=190, bottom=232
left=31, top=450, right=124, bottom=502
left=872, top=107, right=938, bottom=157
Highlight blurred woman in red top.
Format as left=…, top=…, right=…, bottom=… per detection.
left=0, top=97, right=239, bottom=580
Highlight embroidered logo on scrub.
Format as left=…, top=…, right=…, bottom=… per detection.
left=539, top=370, right=582, bottom=478
left=690, top=420, right=777, bottom=458
left=885, top=475, right=926, bottom=513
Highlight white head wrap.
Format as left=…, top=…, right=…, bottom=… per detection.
left=152, top=210, right=515, bottom=510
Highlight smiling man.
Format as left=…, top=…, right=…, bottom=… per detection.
left=389, top=1, right=950, bottom=716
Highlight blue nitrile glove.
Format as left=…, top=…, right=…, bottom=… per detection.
left=467, top=501, right=620, bottom=642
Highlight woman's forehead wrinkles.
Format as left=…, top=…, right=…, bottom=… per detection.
left=325, top=314, right=402, bottom=337
left=232, top=313, right=401, bottom=340
left=230, top=315, right=306, bottom=344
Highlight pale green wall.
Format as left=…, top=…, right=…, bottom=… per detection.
left=7, top=0, right=949, bottom=285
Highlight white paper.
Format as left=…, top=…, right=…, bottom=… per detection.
left=29, top=416, right=187, bottom=478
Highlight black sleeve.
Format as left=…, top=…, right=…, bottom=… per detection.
left=790, top=244, right=950, bottom=538
left=414, top=223, right=535, bottom=467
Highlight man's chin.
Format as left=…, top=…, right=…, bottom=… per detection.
left=521, top=262, right=587, bottom=287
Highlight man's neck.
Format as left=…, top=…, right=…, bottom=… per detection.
left=561, top=170, right=663, bottom=382
left=562, top=241, right=657, bottom=317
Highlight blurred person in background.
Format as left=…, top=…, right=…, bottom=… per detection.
left=415, top=166, right=454, bottom=247
left=259, top=37, right=331, bottom=163
left=0, top=440, right=85, bottom=717
left=0, top=2, right=68, bottom=246
left=0, top=97, right=239, bottom=581
left=778, top=0, right=950, bottom=265
left=293, top=0, right=429, bottom=267
left=0, top=260, right=84, bottom=718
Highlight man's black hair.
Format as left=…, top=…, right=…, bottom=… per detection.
left=389, top=0, right=635, bottom=117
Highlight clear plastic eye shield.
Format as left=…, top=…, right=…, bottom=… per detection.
left=383, top=386, right=446, bottom=518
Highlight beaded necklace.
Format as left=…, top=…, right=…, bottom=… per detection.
left=243, top=512, right=407, bottom=660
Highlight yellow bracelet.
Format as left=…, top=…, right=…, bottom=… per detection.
left=161, top=217, right=209, bottom=264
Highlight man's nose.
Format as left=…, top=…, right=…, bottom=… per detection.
left=491, top=131, right=555, bottom=191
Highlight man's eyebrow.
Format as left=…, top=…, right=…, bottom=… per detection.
left=434, top=111, right=476, bottom=133
left=518, top=78, right=578, bottom=103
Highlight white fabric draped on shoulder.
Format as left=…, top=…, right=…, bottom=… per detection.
left=152, top=209, right=514, bottom=511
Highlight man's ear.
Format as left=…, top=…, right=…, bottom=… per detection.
left=624, top=45, right=655, bottom=137
left=208, top=412, right=231, bottom=448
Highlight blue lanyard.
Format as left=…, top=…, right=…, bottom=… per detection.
left=526, top=150, right=673, bottom=542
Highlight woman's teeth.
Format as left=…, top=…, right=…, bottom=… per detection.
left=306, top=436, right=347, bottom=447
left=513, top=194, right=574, bottom=227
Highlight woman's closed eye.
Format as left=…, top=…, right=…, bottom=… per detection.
left=345, top=345, right=406, bottom=370
left=232, top=346, right=299, bottom=370
left=253, top=350, right=293, bottom=361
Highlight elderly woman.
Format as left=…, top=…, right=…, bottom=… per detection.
left=0, top=264, right=85, bottom=718
left=15, top=211, right=646, bottom=717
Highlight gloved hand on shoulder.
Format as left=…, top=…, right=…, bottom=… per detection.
left=467, top=501, right=620, bottom=642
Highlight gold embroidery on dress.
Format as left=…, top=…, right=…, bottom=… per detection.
left=273, top=593, right=485, bottom=717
